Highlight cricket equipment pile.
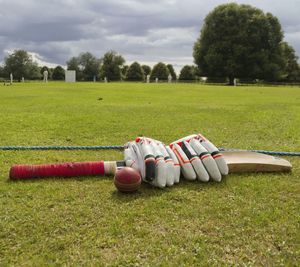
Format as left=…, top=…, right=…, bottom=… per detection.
left=8, top=133, right=293, bottom=189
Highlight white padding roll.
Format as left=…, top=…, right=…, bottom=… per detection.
left=156, top=142, right=175, bottom=186
left=189, top=138, right=222, bottom=182
left=135, top=138, right=156, bottom=181
left=171, top=143, right=196, bottom=180
left=213, top=156, right=229, bottom=176
left=191, top=157, right=209, bottom=182
left=166, top=146, right=180, bottom=184
left=197, top=133, right=229, bottom=176
left=152, top=156, right=166, bottom=188
left=126, top=142, right=146, bottom=180
left=203, top=156, right=222, bottom=182
left=138, top=137, right=153, bottom=158
left=164, top=159, right=175, bottom=187
left=124, top=147, right=139, bottom=171
left=182, top=141, right=209, bottom=182
left=149, top=142, right=167, bottom=188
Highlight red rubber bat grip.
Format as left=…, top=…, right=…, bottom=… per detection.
left=10, top=161, right=107, bottom=180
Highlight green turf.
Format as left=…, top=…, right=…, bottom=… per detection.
left=0, top=82, right=299, bottom=266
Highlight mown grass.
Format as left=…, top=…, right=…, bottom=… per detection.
left=0, top=82, right=299, bottom=266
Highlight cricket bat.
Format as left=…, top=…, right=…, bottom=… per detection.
left=9, top=151, right=292, bottom=180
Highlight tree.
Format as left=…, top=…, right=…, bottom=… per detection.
left=193, top=3, right=284, bottom=85
left=100, top=51, right=125, bottom=81
left=78, top=52, right=101, bottom=81
left=167, top=64, right=177, bottom=80
left=126, top=62, right=144, bottom=81
left=280, top=42, right=300, bottom=82
left=52, top=65, right=65, bottom=80
left=142, top=65, right=151, bottom=77
left=179, top=65, right=197, bottom=81
left=3, top=50, right=42, bottom=81
left=150, top=62, right=169, bottom=81
left=27, top=63, right=41, bottom=80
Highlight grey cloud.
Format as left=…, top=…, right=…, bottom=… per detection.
left=0, top=0, right=299, bottom=70
left=2, top=22, right=86, bottom=42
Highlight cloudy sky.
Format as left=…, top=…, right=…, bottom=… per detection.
left=0, top=0, right=299, bottom=72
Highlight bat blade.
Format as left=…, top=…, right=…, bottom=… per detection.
left=222, top=151, right=292, bottom=173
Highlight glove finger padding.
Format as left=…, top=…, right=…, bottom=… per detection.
left=155, top=142, right=174, bottom=186
left=195, top=133, right=228, bottom=176
left=125, top=137, right=177, bottom=188
left=171, top=133, right=228, bottom=182
left=181, top=141, right=209, bottom=182
left=135, top=137, right=157, bottom=182
left=124, top=140, right=156, bottom=182
left=124, top=143, right=140, bottom=173
left=189, top=138, right=222, bottom=182
left=148, top=140, right=167, bottom=188
left=170, top=141, right=209, bottom=182
left=170, top=143, right=197, bottom=181
left=165, top=146, right=181, bottom=184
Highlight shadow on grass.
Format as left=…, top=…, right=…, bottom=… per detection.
left=7, top=171, right=285, bottom=185
left=110, top=182, right=170, bottom=202
left=109, top=177, right=235, bottom=203
left=6, top=172, right=288, bottom=204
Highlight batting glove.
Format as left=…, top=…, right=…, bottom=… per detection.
left=170, top=133, right=228, bottom=182
left=124, top=137, right=180, bottom=188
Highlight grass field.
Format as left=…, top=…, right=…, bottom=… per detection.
left=0, top=82, right=299, bottom=266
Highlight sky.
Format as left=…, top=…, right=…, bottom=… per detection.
left=0, top=0, right=299, bottom=72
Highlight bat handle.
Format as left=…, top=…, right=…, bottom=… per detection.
left=9, top=161, right=121, bottom=180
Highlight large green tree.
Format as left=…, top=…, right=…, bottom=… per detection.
left=3, top=50, right=41, bottom=81
left=126, top=62, right=144, bottom=81
left=79, top=52, right=101, bottom=81
left=167, top=64, right=177, bottom=80
left=193, top=3, right=284, bottom=85
left=52, top=66, right=65, bottom=80
left=178, top=65, right=197, bottom=81
left=150, top=62, right=169, bottom=81
left=100, top=51, right=125, bottom=81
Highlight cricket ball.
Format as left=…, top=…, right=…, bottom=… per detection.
left=114, top=167, right=142, bottom=193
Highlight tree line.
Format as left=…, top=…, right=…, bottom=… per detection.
left=0, top=49, right=198, bottom=82
left=1, top=3, right=299, bottom=84
left=0, top=50, right=66, bottom=82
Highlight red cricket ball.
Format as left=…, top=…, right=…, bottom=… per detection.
left=114, top=167, right=142, bottom=193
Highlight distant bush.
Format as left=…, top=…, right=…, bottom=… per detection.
left=126, top=62, right=144, bottom=81
left=179, top=65, right=197, bottom=81
left=52, top=66, right=65, bottom=80
left=150, top=62, right=169, bottom=81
